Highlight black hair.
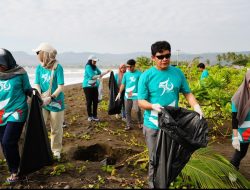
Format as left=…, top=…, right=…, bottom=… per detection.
left=127, top=59, right=136, bottom=65
left=85, top=59, right=97, bottom=70
left=151, top=41, right=171, bottom=56
left=197, top=63, right=205, bottom=69
left=0, top=48, right=17, bottom=70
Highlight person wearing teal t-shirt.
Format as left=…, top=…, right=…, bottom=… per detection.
left=82, top=55, right=111, bottom=122
left=197, top=63, right=209, bottom=81
left=33, top=42, right=65, bottom=160
left=114, top=63, right=127, bottom=120
left=137, top=41, right=203, bottom=188
left=0, top=48, right=32, bottom=183
left=230, top=71, right=250, bottom=171
left=115, top=59, right=143, bottom=130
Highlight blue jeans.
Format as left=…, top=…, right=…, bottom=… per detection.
left=0, top=122, right=25, bottom=173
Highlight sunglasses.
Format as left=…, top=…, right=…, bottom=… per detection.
left=156, top=53, right=171, bottom=60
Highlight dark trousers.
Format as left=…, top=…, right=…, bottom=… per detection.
left=230, top=142, right=249, bottom=170
left=83, top=87, right=99, bottom=117
left=0, top=122, right=25, bottom=174
left=121, top=90, right=126, bottom=118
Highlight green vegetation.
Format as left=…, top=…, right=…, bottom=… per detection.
left=0, top=159, right=6, bottom=165
left=216, top=52, right=250, bottom=66
left=180, top=64, right=246, bottom=138
left=131, top=54, right=250, bottom=188
left=49, top=163, right=73, bottom=176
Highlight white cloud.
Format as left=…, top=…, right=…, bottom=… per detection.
left=0, top=0, right=250, bottom=54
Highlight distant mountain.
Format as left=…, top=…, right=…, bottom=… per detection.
left=12, top=51, right=250, bottom=68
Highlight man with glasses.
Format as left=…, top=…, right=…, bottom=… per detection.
left=137, top=41, right=203, bottom=188
left=115, top=59, right=143, bottom=130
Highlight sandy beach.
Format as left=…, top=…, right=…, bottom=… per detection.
left=0, top=78, right=249, bottom=188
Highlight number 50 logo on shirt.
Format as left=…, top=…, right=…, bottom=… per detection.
left=159, top=78, right=174, bottom=96
left=0, top=81, right=11, bottom=91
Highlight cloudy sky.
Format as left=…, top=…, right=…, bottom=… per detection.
left=1, top=0, right=250, bottom=54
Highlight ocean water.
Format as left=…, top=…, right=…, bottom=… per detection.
left=25, top=66, right=117, bottom=86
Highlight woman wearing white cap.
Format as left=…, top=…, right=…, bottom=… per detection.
left=82, top=55, right=111, bottom=121
left=33, top=42, right=65, bottom=160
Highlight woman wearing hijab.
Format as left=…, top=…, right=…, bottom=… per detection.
left=33, top=42, right=65, bottom=160
left=0, top=48, right=32, bottom=182
left=82, top=55, right=111, bottom=122
left=114, top=63, right=127, bottom=120
left=230, top=70, right=250, bottom=170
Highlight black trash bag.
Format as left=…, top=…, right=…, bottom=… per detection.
left=108, top=71, right=122, bottom=115
left=151, top=106, right=209, bottom=189
left=18, top=92, right=53, bottom=176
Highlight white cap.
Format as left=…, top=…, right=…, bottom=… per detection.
left=32, top=42, right=56, bottom=53
left=88, top=54, right=99, bottom=61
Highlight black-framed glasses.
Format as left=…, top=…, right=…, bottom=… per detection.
left=36, top=51, right=40, bottom=55
left=156, top=53, right=171, bottom=60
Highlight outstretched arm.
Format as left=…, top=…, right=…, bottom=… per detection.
left=115, top=84, right=125, bottom=101
left=100, top=69, right=111, bottom=78
left=184, top=93, right=203, bottom=119
left=184, top=93, right=199, bottom=107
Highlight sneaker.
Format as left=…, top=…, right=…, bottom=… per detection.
left=92, top=117, right=100, bottom=121
left=122, top=117, right=126, bottom=122
left=6, top=173, right=20, bottom=183
left=124, top=126, right=131, bottom=131
left=138, top=124, right=143, bottom=129
left=87, top=117, right=93, bottom=122
left=115, top=114, right=121, bottom=119
left=62, top=121, right=67, bottom=128
left=53, top=152, right=61, bottom=160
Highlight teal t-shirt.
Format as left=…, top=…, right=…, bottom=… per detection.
left=114, top=73, right=119, bottom=85
left=121, top=70, right=142, bottom=100
left=138, top=66, right=191, bottom=130
left=200, top=69, right=209, bottom=80
left=34, top=64, right=65, bottom=112
left=0, top=73, right=31, bottom=126
left=231, top=102, right=250, bottom=143
left=82, top=65, right=101, bottom=88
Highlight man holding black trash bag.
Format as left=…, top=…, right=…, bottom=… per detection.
left=137, top=41, right=204, bottom=188
left=115, top=59, right=143, bottom=130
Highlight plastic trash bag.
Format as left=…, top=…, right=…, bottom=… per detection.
left=18, top=92, right=53, bottom=176
left=98, top=78, right=103, bottom=103
left=151, top=106, right=209, bottom=188
left=108, top=71, right=122, bottom=115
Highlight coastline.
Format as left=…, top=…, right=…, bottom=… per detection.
left=28, top=68, right=117, bottom=87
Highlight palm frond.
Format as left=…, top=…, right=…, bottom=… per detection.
left=181, top=147, right=250, bottom=189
